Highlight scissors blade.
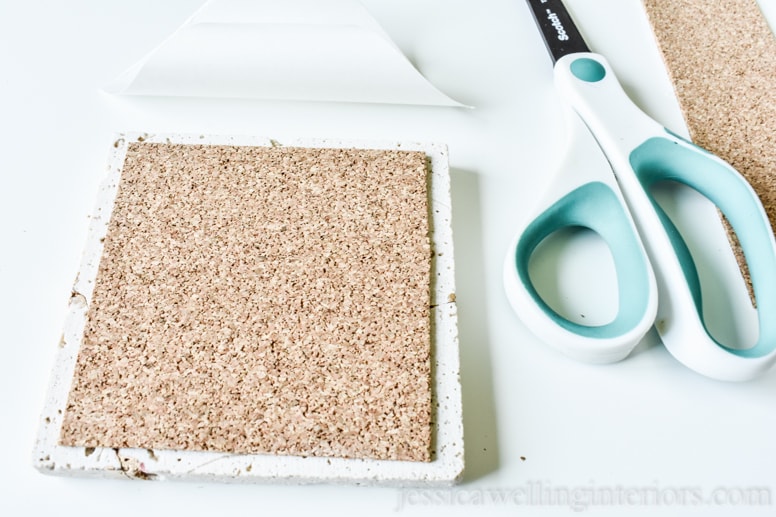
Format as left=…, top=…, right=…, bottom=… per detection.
left=525, top=0, right=590, bottom=63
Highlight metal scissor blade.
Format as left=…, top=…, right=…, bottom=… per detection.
left=525, top=0, right=590, bottom=63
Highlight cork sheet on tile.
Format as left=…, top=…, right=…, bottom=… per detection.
left=59, top=140, right=434, bottom=462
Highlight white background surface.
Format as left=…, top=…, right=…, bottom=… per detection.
left=3, top=0, right=776, bottom=515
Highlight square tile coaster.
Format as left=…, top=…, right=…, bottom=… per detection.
left=33, top=133, right=463, bottom=485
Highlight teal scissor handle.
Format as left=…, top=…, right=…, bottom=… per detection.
left=630, top=134, right=776, bottom=378
left=503, top=104, right=659, bottom=363
left=505, top=179, right=658, bottom=363
left=504, top=52, right=776, bottom=380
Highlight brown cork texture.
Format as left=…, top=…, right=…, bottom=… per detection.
left=59, top=142, right=433, bottom=462
left=643, top=0, right=776, bottom=297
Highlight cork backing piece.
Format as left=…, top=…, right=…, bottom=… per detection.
left=59, top=141, right=433, bottom=462
left=642, top=0, right=776, bottom=291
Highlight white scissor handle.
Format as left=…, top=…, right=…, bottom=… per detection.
left=503, top=96, right=657, bottom=364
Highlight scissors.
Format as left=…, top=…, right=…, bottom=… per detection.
left=503, top=0, right=776, bottom=380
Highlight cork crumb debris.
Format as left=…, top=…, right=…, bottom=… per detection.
left=33, top=133, right=463, bottom=485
